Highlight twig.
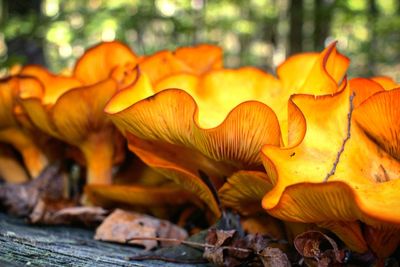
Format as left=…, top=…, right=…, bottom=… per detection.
left=126, top=236, right=253, bottom=253
left=126, top=236, right=290, bottom=265
left=128, top=255, right=208, bottom=264
left=127, top=236, right=253, bottom=264
left=323, top=92, right=355, bottom=182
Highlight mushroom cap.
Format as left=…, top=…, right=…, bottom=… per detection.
left=261, top=82, right=400, bottom=256
left=105, top=43, right=349, bottom=218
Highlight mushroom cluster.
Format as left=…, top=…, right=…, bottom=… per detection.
left=0, top=41, right=399, bottom=263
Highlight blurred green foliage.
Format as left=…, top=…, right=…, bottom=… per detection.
left=0, top=0, right=399, bottom=80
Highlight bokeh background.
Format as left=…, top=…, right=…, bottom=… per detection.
left=1, top=0, right=399, bottom=79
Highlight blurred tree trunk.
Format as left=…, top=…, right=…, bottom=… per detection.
left=313, top=0, right=335, bottom=51
left=4, top=0, right=45, bottom=66
left=238, top=3, right=252, bottom=64
left=289, top=0, right=303, bottom=55
left=367, top=0, right=378, bottom=75
left=398, top=0, right=400, bottom=14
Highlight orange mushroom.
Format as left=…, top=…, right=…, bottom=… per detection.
left=139, top=44, right=223, bottom=84
left=74, top=41, right=138, bottom=86
left=349, top=77, right=385, bottom=107
left=105, top=43, right=349, bottom=218
left=261, top=81, right=400, bottom=260
left=18, top=42, right=138, bottom=185
left=85, top=156, right=200, bottom=212
left=0, top=77, right=49, bottom=177
left=0, top=144, right=29, bottom=183
left=370, top=76, right=398, bottom=90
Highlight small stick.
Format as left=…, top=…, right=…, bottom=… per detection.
left=324, top=92, right=355, bottom=182
left=127, top=236, right=288, bottom=265
left=126, top=236, right=253, bottom=253
left=128, top=255, right=208, bottom=264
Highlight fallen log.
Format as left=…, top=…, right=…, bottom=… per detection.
left=0, top=212, right=206, bottom=267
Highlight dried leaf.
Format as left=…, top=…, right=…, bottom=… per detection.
left=316, top=256, right=331, bottom=267
left=29, top=199, right=107, bottom=227
left=29, top=198, right=75, bottom=224
left=95, top=209, right=188, bottom=250
left=0, top=164, right=66, bottom=216
left=246, top=233, right=270, bottom=253
left=203, top=246, right=225, bottom=266
left=207, top=229, right=236, bottom=246
left=229, top=238, right=251, bottom=260
left=53, top=206, right=107, bottom=226
left=128, top=210, right=280, bottom=266
left=129, top=211, right=240, bottom=264
left=294, top=231, right=345, bottom=266
left=203, top=229, right=238, bottom=266
left=203, top=228, right=280, bottom=267
left=259, top=247, right=291, bottom=267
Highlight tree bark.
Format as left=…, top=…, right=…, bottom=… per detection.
left=5, top=0, right=46, bottom=66
left=0, top=212, right=208, bottom=266
left=367, top=0, right=378, bottom=75
left=289, top=0, right=304, bottom=55
left=313, top=0, right=335, bottom=51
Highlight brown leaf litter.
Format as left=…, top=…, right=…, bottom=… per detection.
left=95, top=209, right=188, bottom=250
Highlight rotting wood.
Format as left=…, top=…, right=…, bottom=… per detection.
left=0, top=212, right=209, bottom=267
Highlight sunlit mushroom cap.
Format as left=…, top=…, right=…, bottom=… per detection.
left=18, top=42, right=138, bottom=185
left=74, top=41, right=138, bottom=85
left=20, top=65, right=82, bottom=104
left=370, top=76, right=398, bottom=90
left=105, top=43, right=349, bottom=218
left=139, top=44, right=223, bottom=84
left=0, top=77, right=49, bottom=177
left=261, top=82, right=400, bottom=258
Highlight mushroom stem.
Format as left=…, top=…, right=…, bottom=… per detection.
left=0, top=128, right=48, bottom=178
left=19, top=145, right=49, bottom=178
left=81, top=134, right=114, bottom=185
left=0, top=145, right=29, bottom=183
left=0, top=158, right=29, bottom=183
